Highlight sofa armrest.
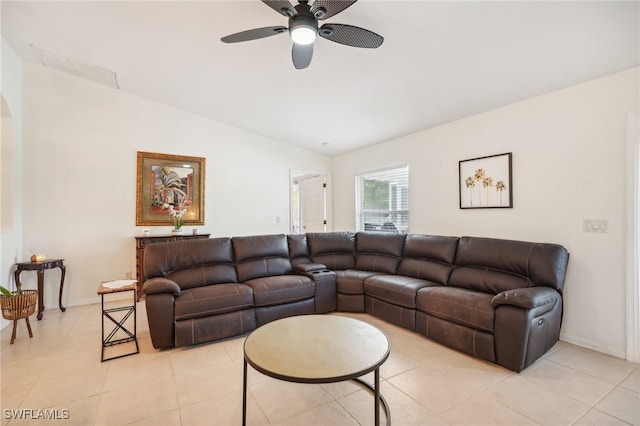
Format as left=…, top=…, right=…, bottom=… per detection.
left=493, top=286, right=563, bottom=372
left=492, top=287, right=559, bottom=309
left=143, top=277, right=181, bottom=297
left=143, top=278, right=179, bottom=349
left=293, top=263, right=328, bottom=273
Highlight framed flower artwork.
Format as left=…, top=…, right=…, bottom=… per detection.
left=136, top=151, right=205, bottom=226
left=459, top=153, right=512, bottom=209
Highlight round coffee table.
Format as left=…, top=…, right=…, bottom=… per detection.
left=243, top=314, right=390, bottom=425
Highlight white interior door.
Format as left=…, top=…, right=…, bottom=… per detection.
left=300, top=175, right=326, bottom=233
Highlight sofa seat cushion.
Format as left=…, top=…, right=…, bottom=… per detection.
left=174, top=284, right=254, bottom=321
left=244, top=275, right=315, bottom=307
left=336, top=270, right=382, bottom=295
left=416, top=286, right=495, bottom=332
left=364, top=275, right=440, bottom=308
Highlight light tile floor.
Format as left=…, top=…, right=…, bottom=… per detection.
left=1, top=301, right=638, bottom=425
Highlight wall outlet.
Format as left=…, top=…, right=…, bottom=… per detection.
left=125, top=271, right=132, bottom=279
left=583, top=218, right=608, bottom=233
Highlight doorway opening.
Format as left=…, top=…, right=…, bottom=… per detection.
left=290, top=170, right=328, bottom=234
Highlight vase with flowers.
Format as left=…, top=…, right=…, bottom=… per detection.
left=163, top=203, right=187, bottom=235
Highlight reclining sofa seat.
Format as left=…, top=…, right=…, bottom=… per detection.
left=231, top=234, right=316, bottom=326
left=364, top=234, right=460, bottom=330
left=415, top=236, right=570, bottom=372
left=143, top=238, right=255, bottom=348
left=306, top=232, right=406, bottom=312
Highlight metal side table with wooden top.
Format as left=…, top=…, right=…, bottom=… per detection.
left=14, top=259, right=66, bottom=320
left=97, top=280, right=139, bottom=362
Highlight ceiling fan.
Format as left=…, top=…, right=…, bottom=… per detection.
left=220, top=0, right=383, bottom=69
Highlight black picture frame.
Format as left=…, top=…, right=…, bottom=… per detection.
left=459, top=153, right=513, bottom=209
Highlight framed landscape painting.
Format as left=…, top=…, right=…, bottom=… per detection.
left=136, top=151, right=205, bottom=226
left=459, top=153, right=512, bottom=209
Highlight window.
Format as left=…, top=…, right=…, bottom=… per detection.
left=355, top=165, right=409, bottom=233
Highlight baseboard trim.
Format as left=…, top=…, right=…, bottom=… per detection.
left=560, top=333, right=626, bottom=360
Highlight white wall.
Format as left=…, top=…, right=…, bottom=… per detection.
left=1, top=38, right=23, bottom=330
left=11, top=51, right=640, bottom=358
left=332, top=68, right=640, bottom=359
left=20, top=63, right=331, bottom=307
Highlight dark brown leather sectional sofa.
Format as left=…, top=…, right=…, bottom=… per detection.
left=142, top=232, right=569, bottom=372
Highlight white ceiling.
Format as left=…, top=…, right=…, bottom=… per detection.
left=2, top=1, right=639, bottom=156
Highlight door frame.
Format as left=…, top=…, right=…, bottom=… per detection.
left=626, top=111, right=640, bottom=362
left=290, top=169, right=330, bottom=234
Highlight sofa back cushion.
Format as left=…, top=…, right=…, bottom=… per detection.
left=307, top=232, right=356, bottom=270
left=143, top=238, right=238, bottom=290
left=287, top=234, right=312, bottom=266
left=397, top=234, right=459, bottom=284
left=232, top=234, right=293, bottom=282
left=450, top=236, right=570, bottom=294
left=355, top=232, right=406, bottom=274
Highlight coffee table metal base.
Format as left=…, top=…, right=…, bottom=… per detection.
left=242, top=360, right=390, bottom=426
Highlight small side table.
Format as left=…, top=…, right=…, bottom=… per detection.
left=14, top=259, right=66, bottom=320
left=97, top=280, right=139, bottom=362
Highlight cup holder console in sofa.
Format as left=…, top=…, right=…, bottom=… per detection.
left=142, top=232, right=569, bottom=372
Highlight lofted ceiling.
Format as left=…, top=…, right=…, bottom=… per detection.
left=2, top=1, right=639, bottom=156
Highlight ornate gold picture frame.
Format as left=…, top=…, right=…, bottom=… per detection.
left=136, top=151, right=205, bottom=226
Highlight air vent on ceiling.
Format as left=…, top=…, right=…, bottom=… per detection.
left=30, top=44, right=119, bottom=89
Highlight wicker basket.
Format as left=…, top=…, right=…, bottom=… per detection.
left=1, top=290, right=38, bottom=320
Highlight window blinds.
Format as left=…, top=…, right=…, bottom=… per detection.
left=355, top=165, right=409, bottom=233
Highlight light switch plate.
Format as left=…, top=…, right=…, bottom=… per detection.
left=583, top=218, right=608, bottom=233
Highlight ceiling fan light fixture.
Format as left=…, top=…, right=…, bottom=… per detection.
left=289, top=15, right=317, bottom=45
left=291, top=26, right=316, bottom=44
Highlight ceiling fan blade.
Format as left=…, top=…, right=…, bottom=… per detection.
left=261, top=0, right=297, bottom=17
left=221, top=26, right=288, bottom=43
left=292, top=43, right=313, bottom=69
left=318, top=23, right=383, bottom=48
left=311, top=0, right=357, bottom=20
